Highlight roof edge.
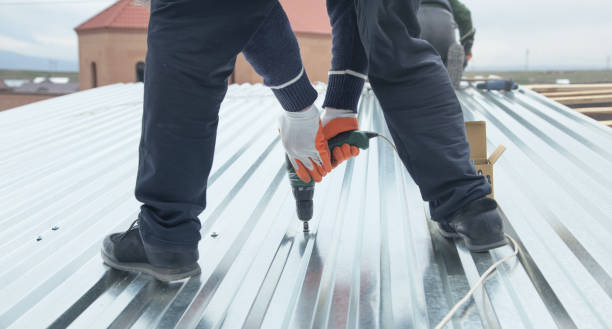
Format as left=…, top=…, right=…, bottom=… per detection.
left=74, top=0, right=126, bottom=31
left=75, top=26, right=148, bottom=33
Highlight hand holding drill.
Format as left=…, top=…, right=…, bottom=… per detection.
left=279, top=104, right=332, bottom=183
left=280, top=105, right=379, bottom=232
left=321, top=107, right=361, bottom=168
left=279, top=105, right=364, bottom=184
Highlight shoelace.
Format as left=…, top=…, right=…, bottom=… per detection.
left=118, top=219, right=139, bottom=240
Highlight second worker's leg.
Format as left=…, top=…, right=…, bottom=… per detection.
left=353, top=0, right=506, bottom=251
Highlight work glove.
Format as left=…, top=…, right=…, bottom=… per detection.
left=321, top=107, right=360, bottom=168
left=279, top=105, right=332, bottom=183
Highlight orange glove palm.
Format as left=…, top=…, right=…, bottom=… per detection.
left=280, top=105, right=332, bottom=183
left=321, top=108, right=360, bottom=168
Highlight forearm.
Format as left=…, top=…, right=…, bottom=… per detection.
left=449, top=0, right=475, bottom=52
left=242, top=1, right=317, bottom=112
left=323, top=0, right=368, bottom=113
left=462, top=37, right=474, bottom=56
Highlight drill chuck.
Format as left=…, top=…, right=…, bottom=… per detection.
left=293, top=187, right=314, bottom=221
left=286, top=155, right=315, bottom=225
left=285, top=130, right=379, bottom=232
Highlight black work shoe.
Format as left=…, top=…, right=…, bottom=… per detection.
left=441, top=197, right=508, bottom=252
left=101, top=220, right=201, bottom=282
left=436, top=221, right=460, bottom=238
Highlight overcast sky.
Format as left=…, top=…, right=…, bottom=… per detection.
left=0, top=1, right=111, bottom=62
left=0, top=0, right=611, bottom=71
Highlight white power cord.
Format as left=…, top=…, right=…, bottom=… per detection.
left=376, top=133, right=521, bottom=329
left=434, top=234, right=520, bottom=329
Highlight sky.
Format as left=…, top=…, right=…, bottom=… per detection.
left=0, top=0, right=113, bottom=70
left=461, top=0, right=612, bottom=70
left=0, top=0, right=611, bottom=71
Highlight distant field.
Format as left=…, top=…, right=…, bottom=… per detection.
left=465, top=70, right=612, bottom=85
left=0, top=69, right=79, bottom=82
left=2, top=68, right=611, bottom=86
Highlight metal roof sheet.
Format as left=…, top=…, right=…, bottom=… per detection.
left=1, top=82, right=611, bottom=329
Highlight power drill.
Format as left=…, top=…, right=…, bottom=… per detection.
left=476, top=79, right=518, bottom=91
left=285, top=130, right=379, bottom=232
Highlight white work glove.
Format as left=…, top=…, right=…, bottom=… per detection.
left=279, top=104, right=332, bottom=183
left=321, top=107, right=360, bottom=168
left=321, top=107, right=358, bottom=129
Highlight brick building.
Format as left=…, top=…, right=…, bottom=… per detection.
left=232, top=0, right=332, bottom=84
left=75, top=0, right=332, bottom=90
left=75, top=0, right=150, bottom=90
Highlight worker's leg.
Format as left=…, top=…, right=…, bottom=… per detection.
left=241, top=1, right=318, bottom=112
left=353, top=0, right=490, bottom=222
left=417, top=6, right=457, bottom=64
left=417, top=5, right=464, bottom=87
left=322, top=0, right=369, bottom=113
left=134, top=1, right=274, bottom=254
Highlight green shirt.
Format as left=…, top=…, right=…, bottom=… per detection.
left=449, top=0, right=475, bottom=46
left=422, top=0, right=475, bottom=52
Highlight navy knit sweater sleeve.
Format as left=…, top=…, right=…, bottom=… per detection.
left=242, top=2, right=317, bottom=112
left=242, top=0, right=367, bottom=113
left=323, top=0, right=369, bottom=113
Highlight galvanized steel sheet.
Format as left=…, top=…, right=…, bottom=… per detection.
left=0, top=83, right=611, bottom=329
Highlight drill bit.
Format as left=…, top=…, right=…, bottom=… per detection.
left=286, top=131, right=383, bottom=235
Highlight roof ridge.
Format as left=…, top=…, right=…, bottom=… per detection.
left=75, top=0, right=141, bottom=31
left=108, top=0, right=132, bottom=28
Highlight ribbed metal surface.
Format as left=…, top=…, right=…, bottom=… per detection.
left=1, top=83, right=611, bottom=329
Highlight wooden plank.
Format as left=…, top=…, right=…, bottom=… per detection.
left=541, top=89, right=612, bottom=98
left=575, top=107, right=612, bottom=114
left=526, top=83, right=612, bottom=93
left=550, top=94, right=612, bottom=105
left=599, top=120, right=612, bottom=127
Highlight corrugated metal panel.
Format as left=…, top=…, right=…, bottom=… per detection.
left=1, top=83, right=611, bottom=329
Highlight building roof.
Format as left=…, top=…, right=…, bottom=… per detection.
left=0, top=79, right=10, bottom=91
left=75, top=0, right=150, bottom=32
left=12, top=79, right=79, bottom=94
left=1, top=83, right=612, bottom=328
left=74, top=0, right=331, bottom=34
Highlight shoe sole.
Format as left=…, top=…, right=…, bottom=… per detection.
left=447, top=43, right=465, bottom=89
left=459, top=233, right=509, bottom=253
left=101, top=251, right=201, bottom=282
left=439, top=228, right=508, bottom=252
left=438, top=227, right=460, bottom=239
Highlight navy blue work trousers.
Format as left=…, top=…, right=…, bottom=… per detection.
left=136, top=0, right=490, bottom=250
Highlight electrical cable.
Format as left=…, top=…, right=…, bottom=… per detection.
left=375, top=132, right=521, bottom=329
left=374, top=134, right=398, bottom=154
left=434, top=234, right=519, bottom=329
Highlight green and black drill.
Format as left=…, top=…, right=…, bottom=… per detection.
left=285, top=130, right=379, bottom=232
